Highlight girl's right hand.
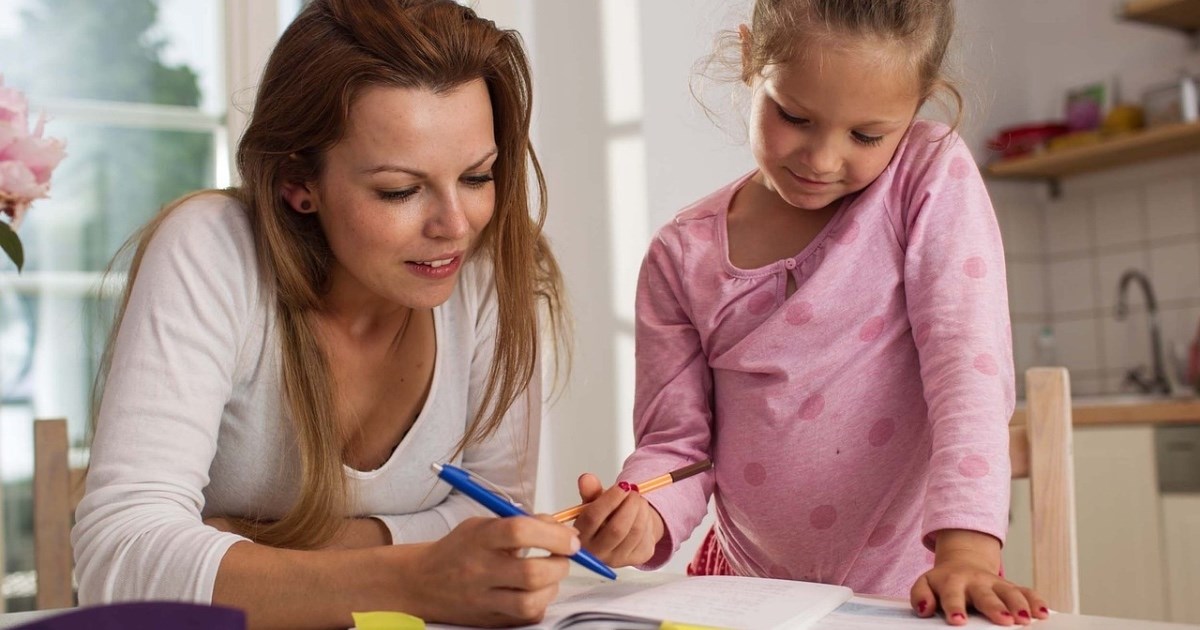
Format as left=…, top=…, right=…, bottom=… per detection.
left=572, top=473, right=665, bottom=567
left=406, top=516, right=577, bottom=627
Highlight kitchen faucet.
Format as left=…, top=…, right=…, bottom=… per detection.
left=1115, top=269, right=1171, bottom=395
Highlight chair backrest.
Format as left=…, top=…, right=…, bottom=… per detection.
left=1010, top=367, right=1079, bottom=614
left=33, top=418, right=86, bottom=610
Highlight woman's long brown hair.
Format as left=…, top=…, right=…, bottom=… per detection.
left=92, top=0, right=567, bottom=549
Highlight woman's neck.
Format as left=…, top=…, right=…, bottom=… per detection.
left=318, top=266, right=414, bottom=342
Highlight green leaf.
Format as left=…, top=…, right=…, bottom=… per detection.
left=0, top=222, right=25, bottom=272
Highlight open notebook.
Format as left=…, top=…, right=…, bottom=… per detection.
left=423, top=575, right=853, bottom=630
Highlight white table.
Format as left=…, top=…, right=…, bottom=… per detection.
left=3, top=575, right=1197, bottom=630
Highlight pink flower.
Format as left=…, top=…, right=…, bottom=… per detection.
left=0, top=75, right=66, bottom=230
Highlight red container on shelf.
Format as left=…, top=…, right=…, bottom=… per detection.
left=986, top=123, right=1070, bottom=159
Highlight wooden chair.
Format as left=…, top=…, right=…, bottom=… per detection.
left=33, top=418, right=86, bottom=610
left=1010, top=367, right=1080, bottom=614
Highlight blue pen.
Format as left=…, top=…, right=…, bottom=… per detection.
left=432, top=463, right=617, bottom=580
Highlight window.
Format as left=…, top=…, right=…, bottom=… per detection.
left=0, top=0, right=298, bottom=610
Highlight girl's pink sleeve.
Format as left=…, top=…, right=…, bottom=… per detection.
left=620, top=226, right=716, bottom=569
left=896, top=130, right=1016, bottom=550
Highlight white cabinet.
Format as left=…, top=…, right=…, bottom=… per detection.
left=1005, top=426, right=1170, bottom=620
left=1074, top=426, right=1168, bottom=620
left=1163, top=494, right=1200, bottom=624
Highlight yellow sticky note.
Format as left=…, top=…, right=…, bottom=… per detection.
left=660, top=622, right=727, bottom=630
left=351, top=611, right=426, bottom=630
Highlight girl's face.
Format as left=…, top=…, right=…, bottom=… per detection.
left=311, top=80, right=497, bottom=310
left=747, top=40, right=923, bottom=211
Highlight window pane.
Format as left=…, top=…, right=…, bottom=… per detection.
left=0, top=0, right=222, bottom=114
left=14, top=124, right=216, bottom=272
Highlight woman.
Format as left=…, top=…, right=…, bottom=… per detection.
left=72, top=1, right=574, bottom=627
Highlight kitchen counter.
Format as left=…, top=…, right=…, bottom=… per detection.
left=1012, top=394, right=1200, bottom=426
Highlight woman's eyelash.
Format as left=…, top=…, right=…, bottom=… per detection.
left=376, top=174, right=493, bottom=202
left=378, top=188, right=418, bottom=202
left=463, top=173, right=494, bottom=187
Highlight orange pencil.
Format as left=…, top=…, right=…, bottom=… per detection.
left=551, top=459, right=713, bottom=523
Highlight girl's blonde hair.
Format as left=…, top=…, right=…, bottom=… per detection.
left=701, top=0, right=962, bottom=130
left=93, top=0, right=567, bottom=549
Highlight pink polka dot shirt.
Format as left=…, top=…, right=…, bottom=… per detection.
left=620, top=121, right=1015, bottom=597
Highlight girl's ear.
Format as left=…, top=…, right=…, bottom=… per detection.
left=738, top=24, right=754, bottom=85
left=281, top=182, right=316, bottom=214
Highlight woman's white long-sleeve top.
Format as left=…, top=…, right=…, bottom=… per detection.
left=72, top=194, right=541, bottom=604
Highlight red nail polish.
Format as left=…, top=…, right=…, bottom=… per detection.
left=617, top=481, right=631, bottom=491
left=1039, top=607, right=1049, bottom=615
left=999, top=610, right=1012, bottom=617
left=952, top=612, right=965, bottom=620
left=629, top=483, right=641, bottom=493
left=1018, top=610, right=1030, bottom=619
left=918, top=601, right=927, bottom=613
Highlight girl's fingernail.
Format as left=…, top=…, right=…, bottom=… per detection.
left=917, top=601, right=927, bottom=613
left=570, top=536, right=581, bottom=553
left=1018, top=610, right=1030, bottom=619
left=617, top=481, right=631, bottom=491
left=999, top=610, right=1012, bottom=617
left=1039, top=607, right=1049, bottom=615
left=629, top=483, right=641, bottom=493
left=952, top=612, right=966, bottom=620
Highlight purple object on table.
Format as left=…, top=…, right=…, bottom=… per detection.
left=11, top=602, right=245, bottom=629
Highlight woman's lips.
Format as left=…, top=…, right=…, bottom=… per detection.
left=405, top=254, right=462, bottom=279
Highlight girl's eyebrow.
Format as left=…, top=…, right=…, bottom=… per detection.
left=361, top=147, right=498, bottom=176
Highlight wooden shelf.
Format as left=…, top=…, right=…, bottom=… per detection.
left=985, top=120, right=1200, bottom=181
left=1121, top=0, right=1200, bottom=32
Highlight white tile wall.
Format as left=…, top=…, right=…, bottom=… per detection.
left=1093, top=188, right=1145, bottom=250
left=997, top=153, right=1200, bottom=396
left=1054, top=318, right=1102, bottom=376
left=1146, top=178, right=1199, bottom=241
left=1012, top=321, right=1043, bottom=372
left=1149, top=242, right=1200, bottom=303
left=1046, top=196, right=1093, bottom=256
left=1000, top=202, right=1045, bottom=258
left=1049, top=258, right=1098, bottom=315
left=1008, top=260, right=1047, bottom=316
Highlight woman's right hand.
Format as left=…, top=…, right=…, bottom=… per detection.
left=572, top=473, right=665, bottom=567
left=403, top=516, right=577, bottom=627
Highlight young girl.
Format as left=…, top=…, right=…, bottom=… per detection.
left=573, top=1, right=1047, bottom=626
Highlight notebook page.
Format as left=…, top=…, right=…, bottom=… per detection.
left=577, top=576, right=852, bottom=630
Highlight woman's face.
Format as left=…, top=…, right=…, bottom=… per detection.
left=310, top=80, right=497, bottom=310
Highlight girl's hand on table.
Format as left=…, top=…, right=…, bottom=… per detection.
left=911, top=529, right=1050, bottom=626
